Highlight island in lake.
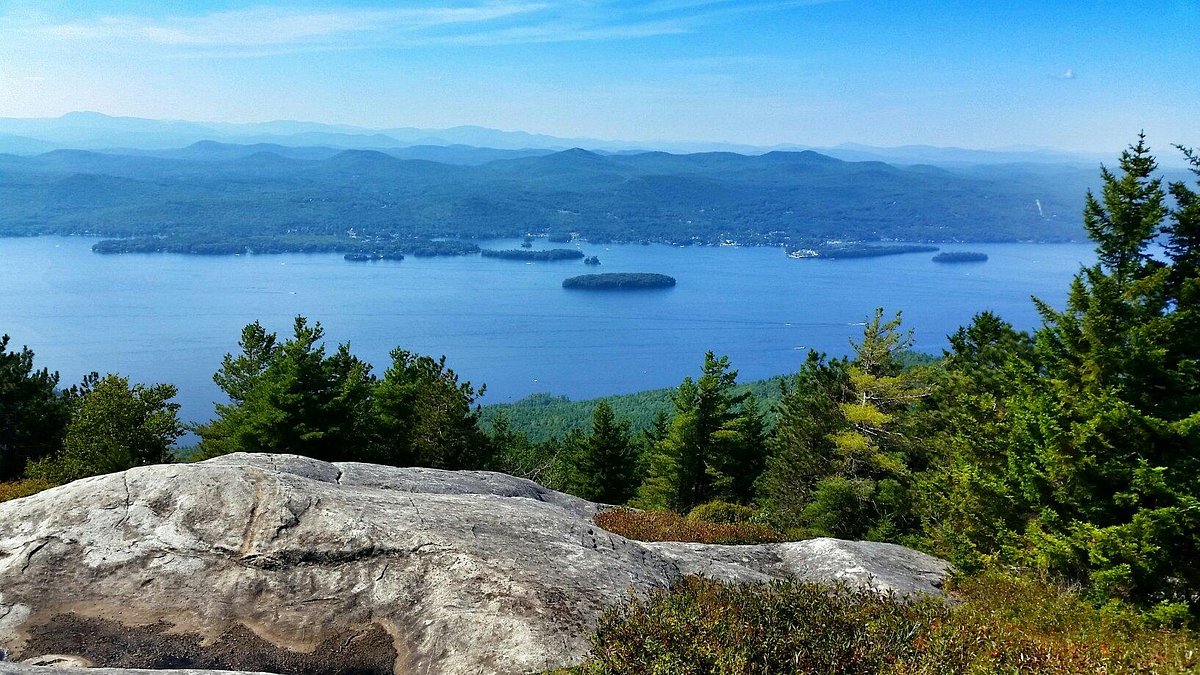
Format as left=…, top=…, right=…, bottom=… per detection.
left=482, top=248, right=585, bottom=261
left=788, top=243, right=940, bottom=259
left=932, top=251, right=989, bottom=263
left=562, top=273, right=677, bottom=290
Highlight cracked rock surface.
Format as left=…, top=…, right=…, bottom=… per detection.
left=0, top=453, right=950, bottom=675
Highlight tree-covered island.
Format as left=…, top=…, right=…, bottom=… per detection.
left=562, top=273, right=677, bottom=289
left=932, top=251, right=989, bottom=263
left=787, top=243, right=941, bottom=259
left=481, top=248, right=585, bottom=261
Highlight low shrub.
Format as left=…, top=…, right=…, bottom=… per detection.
left=563, top=572, right=1200, bottom=674
left=686, top=500, right=759, bottom=524
left=595, top=508, right=781, bottom=544
left=920, top=572, right=1200, bottom=673
left=573, top=576, right=941, bottom=674
left=0, top=478, right=57, bottom=503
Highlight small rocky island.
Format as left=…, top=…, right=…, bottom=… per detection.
left=563, top=272, right=677, bottom=290
left=932, top=251, right=988, bottom=263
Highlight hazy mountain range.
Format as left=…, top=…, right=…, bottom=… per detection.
left=0, top=111, right=1121, bottom=168
left=3, top=112, right=1189, bottom=255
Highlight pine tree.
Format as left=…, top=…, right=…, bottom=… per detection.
left=372, top=349, right=491, bottom=469
left=196, top=317, right=374, bottom=461
left=636, top=352, right=763, bottom=511
left=0, top=336, right=75, bottom=480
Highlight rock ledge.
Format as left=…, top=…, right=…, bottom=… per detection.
left=0, top=453, right=949, bottom=674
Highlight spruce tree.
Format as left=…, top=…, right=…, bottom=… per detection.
left=569, top=401, right=640, bottom=504
left=981, top=139, right=1200, bottom=615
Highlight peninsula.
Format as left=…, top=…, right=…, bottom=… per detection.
left=932, top=251, right=989, bottom=263
left=482, top=248, right=585, bottom=261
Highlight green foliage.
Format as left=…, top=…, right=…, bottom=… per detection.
left=635, top=352, right=767, bottom=512
left=561, top=402, right=642, bottom=505
left=195, top=317, right=494, bottom=470
left=759, top=309, right=929, bottom=540
left=565, top=572, right=1200, bottom=674
left=594, top=508, right=780, bottom=545
left=481, top=377, right=792, bottom=443
left=0, top=477, right=57, bottom=503
left=686, top=500, right=758, bottom=525
left=487, top=411, right=571, bottom=490
left=1, top=149, right=1088, bottom=254
left=195, top=318, right=375, bottom=462
left=0, top=335, right=75, bottom=480
left=561, top=273, right=676, bottom=289
left=371, top=348, right=491, bottom=470
left=571, top=576, right=942, bottom=674
left=28, top=374, right=183, bottom=483
left=481, top=248, right=584, bottom=261
left=913, top=140, right=1200, bottom=618
left=812, top=243, right=939, bottom=258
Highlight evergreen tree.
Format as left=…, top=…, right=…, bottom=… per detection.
left=912, top=313, right=1034, bottom=570
left=926, top=140, right=1200, bottom=616
left=568, top=401, right=641, bottom=504
left=371, top=348, right=491, bottom=469
left=636, top=352, right=763, bottom=511
left=196, top=317, right=375, bottom=461
left=758, top=351, right=849, bottom=530
left=0, top=335, right=75, bottom=480
left=714, top=392, right=768, bottom=504
left=760, top=310, right=927, bottom=539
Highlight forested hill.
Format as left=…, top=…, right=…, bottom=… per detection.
left=481, top=377, right=791, bottom=442
left=481, top=349, right=939, bottom=441
left=0, top=145, right=1096, bottom=252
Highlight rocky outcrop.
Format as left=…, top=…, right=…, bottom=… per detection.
left=0, top=453, right=950, bottom=674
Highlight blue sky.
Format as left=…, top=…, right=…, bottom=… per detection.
left=0, top=0, right=1195, bottom=151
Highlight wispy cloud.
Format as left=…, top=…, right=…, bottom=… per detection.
left=1053, top=68, right=1077, bottom=80
left=7, top=1, right=823, bottom=55
left=39, top=5, right=548, bottom=48
left=637, top=0, right=844, bottom=15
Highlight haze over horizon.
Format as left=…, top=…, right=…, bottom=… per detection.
left=1, top=1, right=1195, bottom=154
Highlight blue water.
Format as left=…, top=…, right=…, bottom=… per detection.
left=0, top=236, right=1095, bottom=425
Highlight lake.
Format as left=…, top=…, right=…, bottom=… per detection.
left=0, top=236, right=1096, bottom=426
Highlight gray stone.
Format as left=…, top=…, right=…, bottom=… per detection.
left=0, top=453, right=950, bottom=675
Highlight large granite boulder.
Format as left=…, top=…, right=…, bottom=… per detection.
left=0, top=453, right=949, bottom=674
